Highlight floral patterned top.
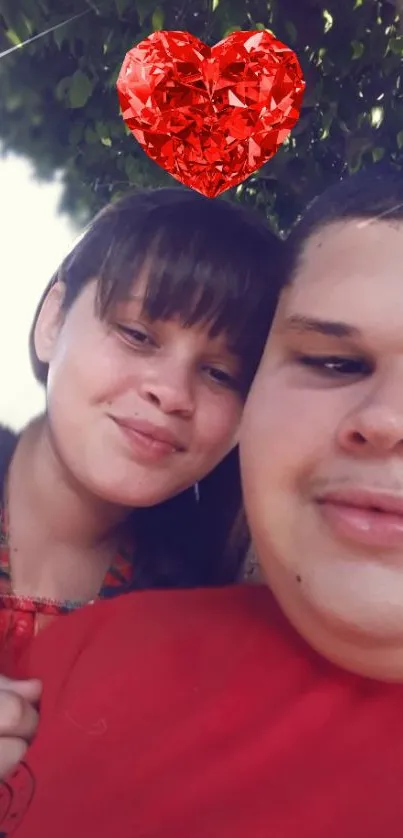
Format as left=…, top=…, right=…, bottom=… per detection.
left=0, top=499, right=134, bottom=665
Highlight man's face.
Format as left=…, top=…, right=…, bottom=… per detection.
left=240, top=218, right=403, bottom=681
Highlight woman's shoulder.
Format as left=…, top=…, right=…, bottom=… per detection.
left=0, top=425, right=18, bottom=491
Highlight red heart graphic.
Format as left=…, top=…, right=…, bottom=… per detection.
left=117, top=30, right=305, bottom=198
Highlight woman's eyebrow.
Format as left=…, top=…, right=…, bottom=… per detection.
left=283, top=314, right=362, bottom=339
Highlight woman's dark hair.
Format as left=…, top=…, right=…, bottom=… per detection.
left=284, top=163, right=403, bottom=284
left=29, top=186, right=284, bottom=590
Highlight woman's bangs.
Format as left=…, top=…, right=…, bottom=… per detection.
left=94, top=200, right=274, bottom=374
left=139, top=227, right=267, bottom=349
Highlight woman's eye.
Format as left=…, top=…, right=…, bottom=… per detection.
left=205, top=365, right=238, bottom=388
left=116, top=325, right=152, bottom=346
left=296, top=354, right=372, bottom=377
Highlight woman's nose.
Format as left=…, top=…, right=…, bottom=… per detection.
left=139, top=361, right=195, bottom=417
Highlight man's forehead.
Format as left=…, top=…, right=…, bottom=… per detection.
left=278, top=314, right=361, bottom=339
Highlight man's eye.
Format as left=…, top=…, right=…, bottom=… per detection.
left=296, top=355, right=372, bottom=377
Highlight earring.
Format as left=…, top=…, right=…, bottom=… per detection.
left=242, top=548, right=263, bottom=583
left=194, top=482, right=200, bottom=503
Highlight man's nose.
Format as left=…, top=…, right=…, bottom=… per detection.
left=337, top=368, right=403, bottom=455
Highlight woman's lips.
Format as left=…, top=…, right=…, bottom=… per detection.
left=113, top=419, right=180, bottom=463
left=316, top=490, right=403, bottom=548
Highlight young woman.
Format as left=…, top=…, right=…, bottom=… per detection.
left=0, top=186, right=283, bottom=665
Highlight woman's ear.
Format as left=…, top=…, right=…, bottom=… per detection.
left=34, top=281, right=65, bottom=364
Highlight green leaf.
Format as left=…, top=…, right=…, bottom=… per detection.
left=68, top=70, right=94, bottom=109
left=397, top=130, right=403, bottom=150
left=372, top=147, right=385, bottom=162
left=5, top=29, right=21, bottom=47
left=85, top=126, right=98, bottom=144
left=52, top=19, right=75, bottom=51
left=346, top=137, right=371, bottom=173
left=125, top=155, right=140, bottom=182
left=284, top=20, right=298, bottom=44
left=5, top=93, right=23, bottom=112
left=222, top=25, right=242, bottom=38
left=0, top=1, right=20, bottom=32
left=389, top=37, right=403, bottom=55
left=322, top=10, right=333, bottom=33
left=52, top=28, right=66, bottom=50
left=69, top=123, right=84, bottom=146
left=255, top=23, right=270, bottom=32
left=107, top=66, right=120, bottom=89
left=320, top=110, right=334, bottom=140
left=114, top=0, right=129, bottom=16
left=151, top=6, right=165, bottom=31
left=95, top=120, right=112, bottom=146
left=19, top=12, right=34, bottom=37
left=55, top=77, right=71, bottom=102
left=370, top=106, right=384, bottom=128
left=102, top=30, right=114, bottom=55
left=351, top=41, right=364, bottom=59
left=4, top=9, right=32, bottom=41
left=95, top=120, right=108, bottom=138
left=136, top=0, right=153, bottom=26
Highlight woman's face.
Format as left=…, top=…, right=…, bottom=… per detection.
left=240, top=218, right=403, bottom=680
left=34, top=275, right=244, bottom=507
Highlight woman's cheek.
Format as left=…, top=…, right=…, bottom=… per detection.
left=201, top=394, right=243, bottom=452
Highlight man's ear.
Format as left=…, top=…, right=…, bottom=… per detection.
left=33, top=281, right=66, bottom=364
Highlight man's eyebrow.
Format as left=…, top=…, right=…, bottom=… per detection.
left=283, top=315, right=361, bottom=339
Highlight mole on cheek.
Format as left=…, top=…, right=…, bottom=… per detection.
left=296, top=575, right=302, bottom=583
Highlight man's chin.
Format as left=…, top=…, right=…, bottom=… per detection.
left=262, top=573, right=403, bottom=682
left=289, top=602, right=403, bottom=682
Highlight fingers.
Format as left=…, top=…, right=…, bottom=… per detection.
left=0, top=737, right=28, bottom=778
left=0, top=689, right=40, bottom=740
left=0, top=678, right=42, bottom=781
left=0, top=677, right=42, bottom=703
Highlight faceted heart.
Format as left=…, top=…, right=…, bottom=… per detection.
left=117, top=30, right=305, bottom=198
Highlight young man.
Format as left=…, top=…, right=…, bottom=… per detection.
left=2, top=166, right=403, bottom=837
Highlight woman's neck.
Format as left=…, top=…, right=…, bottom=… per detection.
left=5, top=417, right=131, bottom=602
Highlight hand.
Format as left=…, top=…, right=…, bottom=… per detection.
left=0, top=676, right=42, bottom=779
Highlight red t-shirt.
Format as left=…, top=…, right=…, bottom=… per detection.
left=1, top=584, right=403, bottom=837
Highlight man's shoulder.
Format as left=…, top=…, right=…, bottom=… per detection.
left=21, top=584, right=313, bottom=697
left=25, top=584, right=276, bottom=665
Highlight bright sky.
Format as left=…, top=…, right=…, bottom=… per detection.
left=0, top=154, right=78, bottom=431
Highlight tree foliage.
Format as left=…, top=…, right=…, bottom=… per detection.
left=0, top=0, right=402, bottom=233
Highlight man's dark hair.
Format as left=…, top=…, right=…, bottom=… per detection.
left=284, top=163, right=403, bottom=284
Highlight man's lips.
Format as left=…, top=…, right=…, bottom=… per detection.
left=316, top=488, right=403, bottom=549
left=318, top=488, right=403, bottom=517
